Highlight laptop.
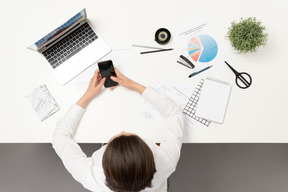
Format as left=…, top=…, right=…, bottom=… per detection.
left=28, top=9, right=111, bottom=85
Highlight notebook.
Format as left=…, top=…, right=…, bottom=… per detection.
left=195, top=77, right=231, bottom=123
left=183, top=78, right=211, bottom=127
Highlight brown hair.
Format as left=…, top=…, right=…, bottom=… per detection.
left=102, top=135, right=156, bottom=192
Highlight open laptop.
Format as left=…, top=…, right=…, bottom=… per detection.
left=28, top=9, right=111, bottom=85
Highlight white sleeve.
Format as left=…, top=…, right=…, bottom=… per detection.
left=142, top=87, right=184, bottom=169
left=52, top=104, right=91, bottom=185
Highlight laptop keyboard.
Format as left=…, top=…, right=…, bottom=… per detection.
left=43, top=22, right=98, bottom=69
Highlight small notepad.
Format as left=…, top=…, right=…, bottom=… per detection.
left=195, top=77, right=231, bottom=123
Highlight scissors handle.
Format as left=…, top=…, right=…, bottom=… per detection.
left=225, top=61, right=252, bottom=89
left=235, top=72, right=252, bottom=89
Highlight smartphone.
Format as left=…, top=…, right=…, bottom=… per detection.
left=98, top=60, right=118, bottom=88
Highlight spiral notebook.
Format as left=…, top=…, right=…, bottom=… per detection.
left=183, top=78, right=211, bottom=126
left=195, top=77, right=231, bottom=123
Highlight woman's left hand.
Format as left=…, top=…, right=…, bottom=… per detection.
left=76, top=69, right=105, bottom=108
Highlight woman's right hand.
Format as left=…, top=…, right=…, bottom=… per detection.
left=111, top=68, right=146, bottom=94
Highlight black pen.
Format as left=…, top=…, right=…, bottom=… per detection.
left=140, top=48, right=173, bottom=54
left=188, top=66, right=213, bottom=78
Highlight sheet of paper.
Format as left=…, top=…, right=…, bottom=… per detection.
left=26, top=85, right=60, bottom=121
left=174, top=17, right=225, bottom=71
left=75, top=47, right=133, bottom=90
left=137, top=79, right=196, bottom=137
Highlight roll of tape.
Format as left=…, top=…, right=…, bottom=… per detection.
left=155, top=28, right=171, bottom=45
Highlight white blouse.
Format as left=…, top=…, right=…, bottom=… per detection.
left=52, top=87, right=184, bottom=192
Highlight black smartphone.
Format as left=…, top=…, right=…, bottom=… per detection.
left=98, top=60, right=118, bottom=88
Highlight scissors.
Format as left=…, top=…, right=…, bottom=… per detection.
left=225, top=61, right=252, bottom=89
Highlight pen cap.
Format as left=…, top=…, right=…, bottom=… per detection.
left=155, top=28, right=171, bottom=45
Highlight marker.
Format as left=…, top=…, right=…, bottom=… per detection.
left=188, top=66, right=213, bottom=78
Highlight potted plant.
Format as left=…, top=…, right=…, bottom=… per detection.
left=227, top=17, right=268, bottom=53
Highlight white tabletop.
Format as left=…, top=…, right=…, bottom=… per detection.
left=1, top=0, right=288, bottom=143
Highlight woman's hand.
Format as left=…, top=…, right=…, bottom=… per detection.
left=76, top=69, right=105, bottom=108
left=111, top=68, right=146, bottom=94
left=76, top=68, right=146, bottom=108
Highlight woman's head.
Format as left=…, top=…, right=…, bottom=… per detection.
left=102, top=133, right=156, bottom=192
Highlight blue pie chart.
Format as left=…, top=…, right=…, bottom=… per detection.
left=188, top=34, right=218, bottom=63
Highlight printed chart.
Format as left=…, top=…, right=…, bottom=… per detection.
left=188, top=34, right=218, bottom=63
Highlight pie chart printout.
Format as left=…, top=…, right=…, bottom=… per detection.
left=188, top=34, right=218, bottom=63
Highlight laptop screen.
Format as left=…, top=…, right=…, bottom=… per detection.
left=28, top=9, right=87, bottom=51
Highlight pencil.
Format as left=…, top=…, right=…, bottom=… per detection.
left=140, top=48, right=173, bottom=54
left=132, top=44, right=163, bottom=50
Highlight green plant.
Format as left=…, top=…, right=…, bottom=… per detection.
left=227, top=17, right=268, bottom=53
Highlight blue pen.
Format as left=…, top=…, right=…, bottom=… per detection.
left=188, top=66, right=213, bottom=78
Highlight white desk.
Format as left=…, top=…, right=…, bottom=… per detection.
left=1, top=0, right=288, bottom=143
